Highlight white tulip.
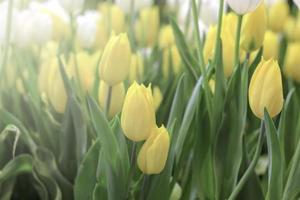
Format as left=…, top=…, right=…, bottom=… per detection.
left=57, top=0, right=84, bottom=14
left=294, top=0, right=300, bottom=9
left=200, top=0, right=219, bottom=27
left=115, top=0, right=152, bottom=13
left=76, top=11, right=100, bottom=49
left=226, top=0, right=262, bottom=15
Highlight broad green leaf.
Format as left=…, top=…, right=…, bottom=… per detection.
left=74, top=139, right=101, bottom=200
left=264, top=110, right=283, bottom=200
left=0, top=155, right=33, bottom=183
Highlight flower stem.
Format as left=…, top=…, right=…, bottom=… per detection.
left=105, top=85, right=112, bottom=117
left=234, top=15, right=243, bottom=67
left=213, top=0, right=225, bottom=63
left=228, top=120, right=265, bottom=200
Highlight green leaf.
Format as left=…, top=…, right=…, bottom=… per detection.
left=170, top=18, right=198, bottom=81
left=0, top=155, right=33, bottom=183
left=74, top=139, right=101, bottom=200
left=264, top=110, right=283, bottom=200
left=175, top=76, right=203, bottom=161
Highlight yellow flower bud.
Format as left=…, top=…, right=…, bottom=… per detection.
left=98, top=80, right=125, bottom=119
left=249, top=58, right=284, bottom=119
left=284, top=42, right=300, bottom=83
left=137, top=125, right=170, bottom=174
left=153, top=86, right=163, bottom=110
left=241, top=4, right=267, bottom=52
left=135, top=7, right=159, bottom=47
left=204, top=13, right=245, bottom=77
left=129, top=53, right=144, bottom=83
left=159, top=25, right=175, bottom=48
left=99, top=33, right=131, bottom=86
left=69, top=51, right=99, bottom=92
left=268, top=2, right=289, bottom=32
left=121, top=82, right=156, bottom=141
left=262, top=31, right=279, bottom=59
left=284, top=16, right=300, bottom=41
left=162, top=45, right=181, bottom=78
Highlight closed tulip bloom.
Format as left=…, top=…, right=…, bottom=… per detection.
left=121, top=82, right=156, bottom=141
left=137, top=125, right=170, bottom=174
left=129, top=53, right=144, bottom=83
left=135, top=7, right=159, bottom=47
left=284, top=43, right=300, bottom=83
left=268, top=2, right=289, bottom=32
left=294, top=0, right=300, bottom=9
left=163, top=45, right=181, bottom=78
left=241, top=4, right=267, bottom=52
left=99, top=33, right=131, bottom=86
left=99, top=81, right=125, bottom=118
left=284, top=16, right=300, bottom=41
left=159, top=25, right=175, bottom=48
left=262, top=31, right=279, bottom=59
left=227, top=0, right=261, bottom=15
left=249, top=58, right=284, bottom=119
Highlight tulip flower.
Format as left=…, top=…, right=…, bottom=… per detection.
left=249, top=58, right=284, bottom=119
left=226, top=0, right=261, bottom=15
left=129, top=53, right=144, bottom=83
left=135, top=7, right=159, bottom=47
left=241, top=3, right=267, bottom=52
left=137, top=125, right=170, bottom=174
left=268, top=2, right=289, bottom=32
left=284, top=42, right=300, bottom=83
left=99, top=33, right=131, bottom=86
left=162, top=45, right=181, bottom=78
left=153, top=86, right=163, bottom=110
left=159, top=25, right=175, bottom=48
left=294, top=0, right=300, bottom=9
left=121, top=82, right=156, bottom=141
left=99, top=81, right=125, bottom=119
left=284, top=16, right=300, bottom=41
left=58, top=0, right=84, bottom=13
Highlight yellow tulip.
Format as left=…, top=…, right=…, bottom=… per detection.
left=241, top=4, right=267, bottom=52
left=135, top=7, right=159, bottom=47
left=137, top=125, right=170, bottom=174
left=153, top=86, right=163, bottom=110
left=162, top=45, right=181, bottom=78
left=284, top=42, right=300, bottom=83
left=96, top=3, right=126, bottom=48
left=204, top=13, right=244, bottom=77
left=129, top=53, right=144, bottom=83
left=249, top=58, right=284, bottom=119
left=99, top=33, right=131, bottom=86
left=69, top=51, right=99, bottom=92
left=98, top=80, right=125, bottom=118
left=284, top=16, right=300, bottom=41
left=121, top=82, right=156, bottom=141
left=262, top=31, right=279, bottom=59
left=268, top=2, right=289, bottom=32
left=159, top=25, right=175, bottom=48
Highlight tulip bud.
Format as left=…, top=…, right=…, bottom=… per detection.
left=268, top=2, right=289, bottom=32
left=294, top=0, right=300, bottom=9
left=99, top=33, right=131, bottom=86
left=249, top=58, right=284, bottom=119
left=284, top=16, right=300, bottom=41
left=241, top=3, right=267, bottom=52
left=162, top=45, right=181, bottom=78
left=59, top=0, right=84, bottom=13
left=129, top=53, right=144, bottom=83
left=262, top=31, right=279, bottom=59
left=284, top=42, right=300, bottom=83
left=115, top=0, right=152, bottom=13
left=121, top=82, right=156, bottom=141
left=99, top=80, right=125, bottom=119
left=159, top=25, right=175, bottom=48
left=226, top=0, right=261, bottom=15
left=135, top=7, right=159, bottom=47
left=153, top=86, right=163, bottom=110
left=137, top=125, right=170, bottom=174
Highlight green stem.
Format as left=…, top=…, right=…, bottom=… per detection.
left=228, top=120, right=265, bottom=200
left=1, top=0, right=14, bottom=80
left=213, top=0, right=225, bottom=63
left=140, top=175, right=149, bottom=200
left=282, top=137, right=300, bottom=200
left=126, top=142, right=137, bottom=199
left=234, top=15, right=243, bottom=67
left=105, top=86, right=112, bottom=117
